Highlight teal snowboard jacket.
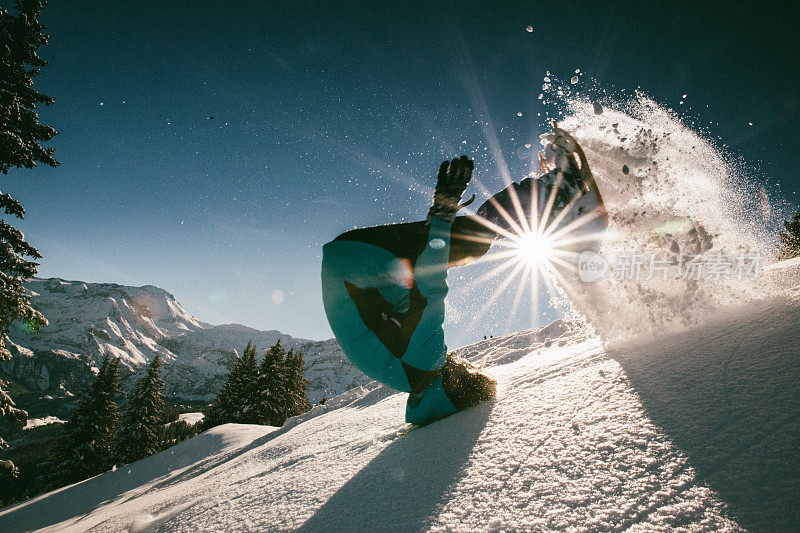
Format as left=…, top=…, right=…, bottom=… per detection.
left=321, top=216, right=460, bottom=424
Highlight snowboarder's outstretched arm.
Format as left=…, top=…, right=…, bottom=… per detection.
left=400, top=156, right=473, bottom=370
left=333, top=156, right=495, bottom=268
left=399, top=215, right=451, bottom=371
left=341, top=157, right=474, bottom=370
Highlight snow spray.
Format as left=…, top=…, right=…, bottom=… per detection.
left=539, top=79, right=789, bottom=345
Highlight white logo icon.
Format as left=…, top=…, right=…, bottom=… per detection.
left=578, top=251, right=609, bottom=282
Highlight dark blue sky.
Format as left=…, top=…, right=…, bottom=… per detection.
left=6, top=0, right=800, bottom=344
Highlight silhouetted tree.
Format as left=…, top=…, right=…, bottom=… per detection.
left=256, top=340, right=287, bottom=426
left=777, top=209, right=800, bottom=260
left=59, top=357, right=120, bottom=483
left=283, top=347, right=309, bottom=419
left=205, top=340, right=310, bottom=429
left=162, top=419, right=201, bottom=449
left=0, top=0, right=59, bottom=476
left=204, top=342, right=260, bottom=427
left=114, top=355, right=164, bottom=465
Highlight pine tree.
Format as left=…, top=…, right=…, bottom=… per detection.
left=777, top=209, right=800, bottom=260
left=0, top=384, right=25, bottom=479
left=204, top=341, right=310, bottom=430
left=204, top=342, right=260, bottom=427
left=114, top=355, right=164, bottom=465
left=0, top=0, right=58, bottom=476
left=0, top=0, right=58, bottom=173
left=256, top=340, right=287, bottom=426
left=283, top=348, right=309, bottom=419
left=59, top=357, right=120, bottom=483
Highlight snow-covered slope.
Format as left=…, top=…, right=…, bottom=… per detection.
left=2, top=278, right=370, bottom=403
left=3, top=264, right=797, bottom=532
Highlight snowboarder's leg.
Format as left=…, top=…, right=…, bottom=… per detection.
left=322, top=156, right=497, bottom=425
left=321, top=239, right=418, bottom=392
left=332, top=214, right=497, bottom=269
left=475, top=122, right=608, bottom=260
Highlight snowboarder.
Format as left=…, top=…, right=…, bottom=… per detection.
left=321, top=123, right=606, bottom=426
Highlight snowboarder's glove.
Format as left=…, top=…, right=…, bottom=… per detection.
left=427, top=156, right=475, bottom=223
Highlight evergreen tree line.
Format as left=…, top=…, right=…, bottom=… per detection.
left=43, top=339, right=309, bottom=488
left=204, top=340, right=309, bottom=428
left=0, top=356, right=196, bottom=506
left=56, top=354, right=171, bottom=485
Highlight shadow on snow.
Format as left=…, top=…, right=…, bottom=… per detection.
left=610, top=297, right=800, bottom=532
left=298, top=402, right=493, bottom=532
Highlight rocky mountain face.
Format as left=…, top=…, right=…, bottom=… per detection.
left=1, top=278, right=371, bottom=404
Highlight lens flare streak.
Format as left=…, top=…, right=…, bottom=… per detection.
left=453, top=163, right=604, bottom=335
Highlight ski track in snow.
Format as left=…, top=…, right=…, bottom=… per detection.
left=3, top=262, right=799, bottom=532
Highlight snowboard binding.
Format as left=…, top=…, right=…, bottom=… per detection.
left=439, top=351, right=497, bottom=411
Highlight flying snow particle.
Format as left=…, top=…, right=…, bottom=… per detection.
left=525, top=25, right=533, bottom=32
left=758, top=185, right=770, bottom=218
left=570, top=76, right=579, bottom=84
left=524, top=143, right=532, bottom=148
left=749, top=122, right=753, bottom=126
left=682, top=94, right=687, bottom=98
left=575, top=68, right=580, bottom=73
left=99, top=102, right=104, bottom=106
left=517, top=112, right=523, bottom=117
left=271, top=289, right=285, bottom=305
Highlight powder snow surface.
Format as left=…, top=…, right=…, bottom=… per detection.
left=2, top=263, right=798, bottom=532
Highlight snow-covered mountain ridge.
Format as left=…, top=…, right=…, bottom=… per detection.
left=2, top=261, right=797, bottom=531
left=2, top=278, right=370, bottom=403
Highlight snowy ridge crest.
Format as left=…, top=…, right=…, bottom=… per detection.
left=4, top=278, right=370, bottom=403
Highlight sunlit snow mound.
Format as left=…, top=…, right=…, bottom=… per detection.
left=540, top=87, right=788, bottom=343
left=1, top=260, right=797, bottom=531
